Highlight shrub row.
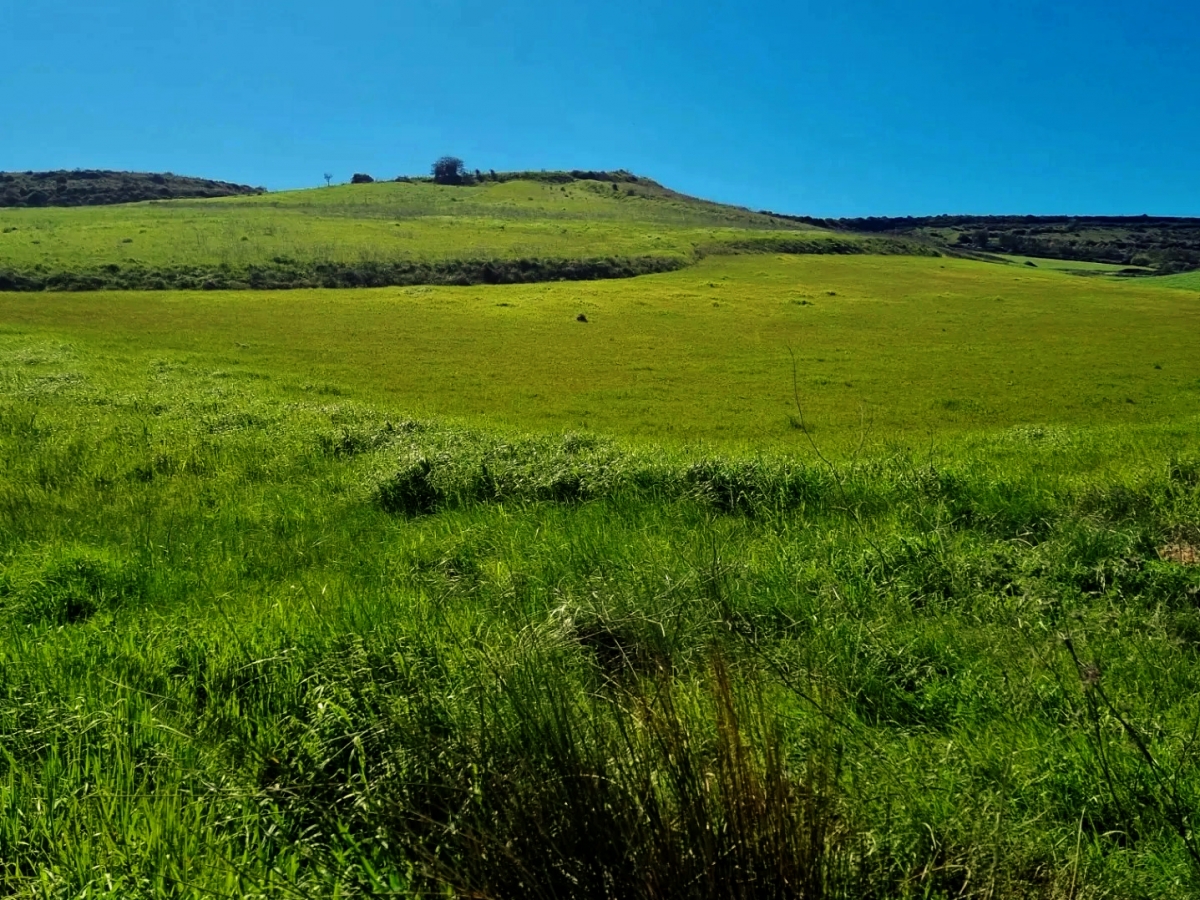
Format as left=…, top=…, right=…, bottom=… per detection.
left=348, top=422, right=1197, bottom=534
left=0, top=236, right=938, bottom=293
left=697, top=235, right=940, bottom=258
left=0, top=255, right=691, bottom=292
left=397, top=169, right=652, bottom=187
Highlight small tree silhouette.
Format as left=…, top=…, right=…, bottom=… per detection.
left=323, top=173, right=332, bottom=187
left=432, top=156, right=467, bottom=185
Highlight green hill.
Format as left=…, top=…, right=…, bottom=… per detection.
left=0, top=172, right=926, bottom=291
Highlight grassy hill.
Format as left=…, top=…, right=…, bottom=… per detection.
left=2, top=174, right=1200, bottom=897
left=0, top=169, right=263, bottom=208
left=0, top=173, right=924, bottom=290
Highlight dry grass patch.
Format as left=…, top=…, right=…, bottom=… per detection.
left=1160, top=542, right=1200, bottom=566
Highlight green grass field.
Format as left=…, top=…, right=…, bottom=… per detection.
left=1, top=254, right=1196, bottom=445
left=2, top=185, right=1200, bottom=898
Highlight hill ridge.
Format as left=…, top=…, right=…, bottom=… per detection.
left=0, top=169, right=264, bottom=208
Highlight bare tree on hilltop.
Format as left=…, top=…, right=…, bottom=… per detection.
left=432, top=156, right=467, bottom=185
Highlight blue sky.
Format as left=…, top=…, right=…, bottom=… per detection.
left=3, top=0, right=1198, bottom=216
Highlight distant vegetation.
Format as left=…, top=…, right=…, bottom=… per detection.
left=431, top=155, right=468, bottom=185
left=778, top=213, right=1200, bottom=275
left=0, top=170, right=263, bottom=208
left=0, top=254, right=692, bottom=292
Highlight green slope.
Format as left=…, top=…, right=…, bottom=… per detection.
left=0, top=174, right=926, bottom=290
left=1148, top=270, right=1200, bottom=291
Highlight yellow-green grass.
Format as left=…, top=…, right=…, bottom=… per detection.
left=3, top=253, right=1197, bottom=447
left=0, top=178, right=833, bottom=272
left=994, top=252, right=1148, bottom=274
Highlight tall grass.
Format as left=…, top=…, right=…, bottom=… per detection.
left=1, top=334, right=1198, bottom=896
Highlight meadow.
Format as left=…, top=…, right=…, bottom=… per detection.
left=2, top=184, right=1200, bottom=898
left=0, top=254, right=1196, bottom=445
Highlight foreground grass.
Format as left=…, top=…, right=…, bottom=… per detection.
left=1, top=324, right=1199, bottom=898
left=1, top=255, right=1197, bottom=446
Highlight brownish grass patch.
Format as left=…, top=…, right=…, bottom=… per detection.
left=1159, top=543, right=1199, bottom=565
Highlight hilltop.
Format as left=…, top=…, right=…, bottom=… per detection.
left=0, top=170, right=264, bottom=208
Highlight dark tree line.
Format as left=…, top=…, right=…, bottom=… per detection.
left=756, top=211, right=1200, bottom=274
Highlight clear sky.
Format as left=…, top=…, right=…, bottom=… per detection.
left=3, top=0, right=1198, bottom=217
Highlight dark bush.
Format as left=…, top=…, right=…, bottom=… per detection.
left=350, top=173, right=374, bottom=184
left=373, top=456, right=442, bottom=516
left=7, top=548, right=141, bottom=626
left=432, top=156, right=467, bottom=185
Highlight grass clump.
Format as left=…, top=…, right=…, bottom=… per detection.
left=0, top=546, right=141, bottom=625
left=378, top=658, right=861, bottom=899
left=373, top=453, right=440, bottom=515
